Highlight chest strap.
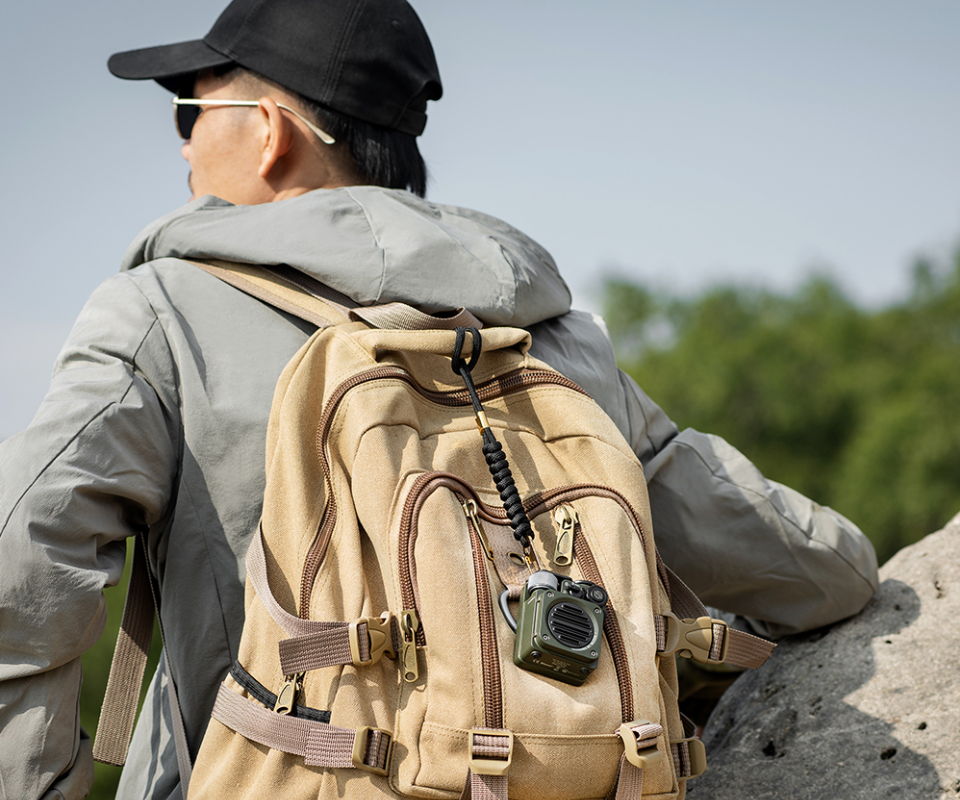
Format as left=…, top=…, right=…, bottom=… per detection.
left=655, top=613, right=774, bottom=670
left=211, top=684, right=392, bottom=775
left=277, top=613, right=398, bottom=674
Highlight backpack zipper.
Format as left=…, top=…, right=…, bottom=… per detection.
left=466, top=501, right=504, bottom=728
left=553, top=504, right=578, bottom=566
left=395, top=473, right=648, bottom=728
left=396, top=472, right=476, bottom=647
left=485, top=485, right=662, bottom=724
left=394, top=473, right=504, bottom=724
left=299, top=366, right=588, bottom=618
left=399, top=609, right=421, bottom=683
left=572, top=522, right=634, bottom=721
left=524, top=485, right=670, bottom=602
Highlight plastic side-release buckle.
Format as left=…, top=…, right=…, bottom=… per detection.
left=662, top=613, right=728, bottom=664
left=675, top=737, right=707, bottom=780
left=468, top=729, right=514, bottom=776
left=352, top=726, right=393, bottom=775
left=618, top=721, right=664, bottom=769
left=349, top=612, right=395, bottom=666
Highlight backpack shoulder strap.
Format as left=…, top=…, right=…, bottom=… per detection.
left=657, top=557, right=776, bottom=669
left=94, top=258, right=487, bottom=779
left=94, top=535, right=194, bottom=792
left=191, top=260, right=353, bottom=328
left=190, top=259, right=484, bottom=332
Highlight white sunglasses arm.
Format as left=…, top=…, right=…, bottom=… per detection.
left=172, top=97, right=335, bottom=145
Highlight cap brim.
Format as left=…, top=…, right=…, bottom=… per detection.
left=108, top=40, right=234, bottom=94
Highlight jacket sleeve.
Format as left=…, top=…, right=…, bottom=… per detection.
left=0, top=274, right=180, bottom=800
left=617, top=370, right=879, bottom=639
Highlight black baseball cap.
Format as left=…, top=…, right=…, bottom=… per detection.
left=108, top=0, right=442, bottom=136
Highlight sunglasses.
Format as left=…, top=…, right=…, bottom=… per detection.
left=172, top=97, right=336, bottom=145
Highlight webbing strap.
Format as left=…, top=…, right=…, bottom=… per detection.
left=654, top=615, right=665, bottom=650
left=239, top=262, right=482, bottom=331
left=279, top=625, right=363, bottom=673
left=608, top=722, right=661, bottom=799
left=671, top=742, right=690, bottom=780
left=353, top=302, right=483, bottom=331
left=710, top=622, right=728, bottom=662
left=94, top=534, right=193, bottom=790
left=248, top=528, right=398, bottom=674
left=659, top=562, right=774, bottom=666
left=247, top=525, right=347, bottom=638
left=460, top=771, right=508, bottom=800
left=722, top=628, right=776, bottom=669
left=191, top=259, right=483, bottom=332
left=672, top=714, right=708, bottom=781
left=655, top=613, right=774, bottom=669
left=609, top=756, right=644, bottom=800
left=459, top=730, right=513, bottom=800
left=191, top=260, right=350, bottom=329
left=163, top=650, right=194, bottom=790
left=211, top=684, right=392, bottom=772
left=92, top=537, right=154, bottom=766
left=661, top=561, right=711, bottom=620
left=670, top=737, right=707, bottom=781
left=472, top=731, right=513, bottom=766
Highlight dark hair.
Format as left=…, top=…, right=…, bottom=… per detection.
left=299, top=96, right=430, bottom=197
left=206, top=65, right=430, bottom=197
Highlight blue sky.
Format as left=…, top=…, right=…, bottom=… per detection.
left=2, top=0, right=959, bottom=438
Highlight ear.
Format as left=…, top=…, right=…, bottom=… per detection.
left=257, top=97, right=294, bottom=179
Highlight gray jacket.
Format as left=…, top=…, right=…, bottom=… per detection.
left=0, top=188, right=878, bottom=800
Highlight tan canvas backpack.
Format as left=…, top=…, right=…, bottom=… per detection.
left=95, top=262, right=774, bottom=800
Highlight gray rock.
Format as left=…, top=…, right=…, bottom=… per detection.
left=687, top=512, right=960, bottom=800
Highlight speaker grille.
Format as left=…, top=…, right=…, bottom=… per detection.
left=547, top=603, right=595, bottom=648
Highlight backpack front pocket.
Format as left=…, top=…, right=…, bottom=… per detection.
left=392, top=473, right=669, bottom=799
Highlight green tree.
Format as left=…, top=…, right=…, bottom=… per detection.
left=604, top=254, right=960, bottom=564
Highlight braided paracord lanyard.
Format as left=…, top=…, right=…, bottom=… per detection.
left=451, top=327, right=537, bottom=558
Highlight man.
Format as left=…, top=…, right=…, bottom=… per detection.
left=0, top=0, right=878, bottom=797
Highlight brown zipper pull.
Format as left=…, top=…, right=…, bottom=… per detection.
left=553, top=505, right=578, bottom=566
left=462, top=500, right=494, bottom=561
left=400, top=609, right=421, bottom=683
left=274, top=672, right=304, bottom=715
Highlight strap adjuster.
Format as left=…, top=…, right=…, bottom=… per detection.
left=674, top=737, right=707, bottom=780
left=468, top=729, right=514, bottom=776
left=349, top=612, right=395, bottom=666
left=661, top=613, right=728, bottom=664
left=618, top=721, right=663, bottom=769
left=351, top=726, right=392, bottom=775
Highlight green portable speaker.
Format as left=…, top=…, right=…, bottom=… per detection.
left=501, top=570, right=607, bottom=686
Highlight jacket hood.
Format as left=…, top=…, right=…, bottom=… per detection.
left=121, top=187, right=571, bottom=327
